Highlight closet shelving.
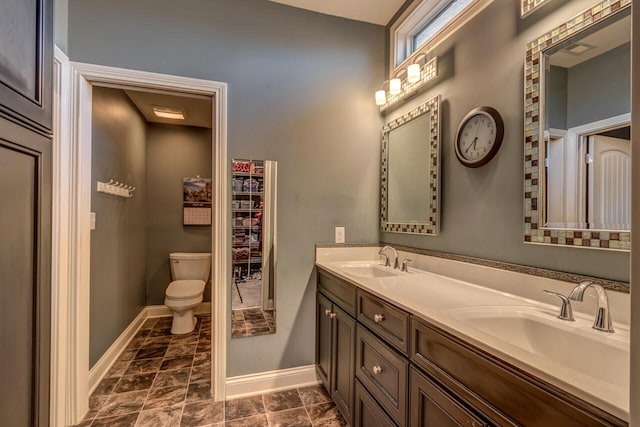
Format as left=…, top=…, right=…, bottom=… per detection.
left=231, top=160, right=265, bottom=280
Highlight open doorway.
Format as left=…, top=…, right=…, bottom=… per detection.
left=53, top=61, right=228, bottom=425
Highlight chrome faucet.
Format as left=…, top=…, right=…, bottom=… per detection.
left=568, top=281, right=615, bottom=333
left=378, top=246, right=399, bottom=269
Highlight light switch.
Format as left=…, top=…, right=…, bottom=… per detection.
left=335, top=226, right=345, bottom=244
left=90, top=212, right=96, bottom=230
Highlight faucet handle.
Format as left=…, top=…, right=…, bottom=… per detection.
left=401, top=259, right=412, bottom=272
left=543, top=290, right=575, bottom=322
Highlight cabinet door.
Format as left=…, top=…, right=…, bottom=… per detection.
left=0, top=0, right=53, bottom=132
left=410, top=368, right=487, bottom=427
left=355, top=380, right=397, bottom=427
left=331, top=304, right=356, bottom=426
left=316, top=292, right=333, bottom=391
left=0, top=117, right=51, bottom=427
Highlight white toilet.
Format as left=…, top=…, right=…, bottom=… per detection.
left=165, top=252, right=211, bottom=334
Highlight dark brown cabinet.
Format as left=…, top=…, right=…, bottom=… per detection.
left=0, top=0, right=53, bottom=133
left=0, top=0, right=52, bottom=425
left=355, top=379, right=397, bottom=427
left=316, top=290, right=356, bottom=425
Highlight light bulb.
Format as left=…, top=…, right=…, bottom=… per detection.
left=389, top=78, right=402, bottom=95
left=375, top=90, right=387, bottom=106
left=407, top=64, right=421, bottom=83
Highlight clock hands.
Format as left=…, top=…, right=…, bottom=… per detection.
left=465, top=136, right=478, bottom=154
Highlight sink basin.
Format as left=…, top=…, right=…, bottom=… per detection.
left=335, top=263, right=400, bottom=278
left=444, top=306, right=629, bottom=390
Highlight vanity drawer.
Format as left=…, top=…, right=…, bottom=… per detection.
left=358, top=290, right=410, bottom=354
left=354, top=379, right=397, bottom=427
left=356, top=325, right=408, bottom=427
left=318, top=268, right=356, bottom=316
left=410, top=317, right=625, bottom=427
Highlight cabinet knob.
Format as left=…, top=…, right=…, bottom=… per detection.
left=324, top=308, right=332, bottom=317
left=372, top=365, right=382, bottom=375
left=374, top=314, right=385, bottom=323
left=329, top=312, right=337, bottom=319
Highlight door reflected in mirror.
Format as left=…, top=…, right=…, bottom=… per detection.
left=231, top=159, right=277, bottom=338
left=542, top=11, right=630, bottom=231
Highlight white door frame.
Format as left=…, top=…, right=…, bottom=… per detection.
left=58, top=61, right=228, bottom=424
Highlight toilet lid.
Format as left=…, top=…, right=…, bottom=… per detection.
left=166, top=280, right=205, bottom=299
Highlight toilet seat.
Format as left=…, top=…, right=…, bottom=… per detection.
left=166, top=280, right=205, bottom=299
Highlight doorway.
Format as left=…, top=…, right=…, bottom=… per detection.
left=53, top=61, right=228, bottom=424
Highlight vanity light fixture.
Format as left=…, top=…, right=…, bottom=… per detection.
left=374, top=55, right=438, bottom=112
left=153, top=106, right=186, bottom=120
left=407, top=53, right=427, bottom=83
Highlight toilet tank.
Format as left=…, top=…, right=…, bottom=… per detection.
left=169, top=252, right=211, bottom=281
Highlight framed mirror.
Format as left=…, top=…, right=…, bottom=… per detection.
left=524, top=0, right=631, bottom=250
left=381, top=95, right=440, bottom=234
left=231, top=159, right=277, bottom=338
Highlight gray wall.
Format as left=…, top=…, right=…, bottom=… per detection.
left=69, top=0, right=385, bottom=376
left=90, top=87, right=147, bottom=367
left=567, top=43, right=630, bottom=128
left=146, top=124, right=212, bottom=305
left=382, top=0, right=629, bottom=283
left=546, top=65, right=567, bottom=130
left=54, top=0, right=68, bottom=52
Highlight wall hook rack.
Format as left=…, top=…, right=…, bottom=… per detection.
left=97, top=179, right=136, bottom=198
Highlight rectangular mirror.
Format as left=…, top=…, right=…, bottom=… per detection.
left=524, top=0, right=631, bottom=250
left=231, top=159, right=277, bottom=338
left=381, top=95, right=441, bottom=234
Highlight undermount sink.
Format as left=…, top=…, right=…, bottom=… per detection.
left=335, top=263, right=400, bottom=278
left=443, top=306, right=630, bottom=390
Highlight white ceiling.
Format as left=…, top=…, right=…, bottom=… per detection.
left=269, top=0, right=406, bottom=25
left=124, top=89, right=212, bottom=129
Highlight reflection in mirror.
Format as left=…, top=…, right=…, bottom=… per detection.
left=542, top=12, right=630, bottom=231
left=231, top=159, right=277, bottom=338
left=381, top=96, right=441, bottom=235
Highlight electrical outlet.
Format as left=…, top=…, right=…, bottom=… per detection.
left=335, top=226, right=345, bottom=244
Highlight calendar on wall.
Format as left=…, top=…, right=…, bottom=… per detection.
left=183, top=177, right=212, bottom=225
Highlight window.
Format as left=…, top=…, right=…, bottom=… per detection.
left=390, top=0, right=491, bottom=72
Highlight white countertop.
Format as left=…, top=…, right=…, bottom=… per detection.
left=315, top=254, right=630, bottom=422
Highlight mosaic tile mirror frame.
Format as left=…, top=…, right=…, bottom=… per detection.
left=521, top=0, right=551, bottom=18
left=381, top=95, right=441, bottom=235
left=523, top=0, right=631, bottom=250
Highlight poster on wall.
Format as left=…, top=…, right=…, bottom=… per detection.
left=183, top=177, right=212, bottom=225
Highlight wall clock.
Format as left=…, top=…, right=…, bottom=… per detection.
left=454, top=106, right=504, bottom=168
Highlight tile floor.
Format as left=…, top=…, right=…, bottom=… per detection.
left=77, top=314, right=345, bottom=426
left=231, top=308, right=276, bottom=338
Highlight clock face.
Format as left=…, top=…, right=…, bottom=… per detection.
left=455, top=107, right=504, bottom=167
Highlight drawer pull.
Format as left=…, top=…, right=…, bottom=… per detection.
left=324, top=308, right=332, bottom=317
left=372, top=365, right=382, bottom=375
left=329, top=312, right=337, bottom=319
left=374, top=314, right=385, bottom=323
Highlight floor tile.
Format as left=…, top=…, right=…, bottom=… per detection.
left=161, top=355, right=195, bottom=371
left=305, top=402, right=345, bottom=426
left=180, top=400, right=224, bottom=427
left=97, top=390, right=148, bottom=418
left=224, top=414, right=268, bottom=427
left=297, top=385, right=331, bottom=406
left=192, top=352, right=210, bottom=367
left=143, top=385, right=188, bottom=410
left=136, top=403, right=183, bottom=427
left=145, top=336, right=173, bottom=347
left=106, top=360, right=132, bottom=378
left=189, top=363, right=211, bottom=383
left=224, top=395, right=265, bottom=421
left=92, top=377, right=119, bottom=396
left=186, top=381, right=212, bottom=402
left=113, top=373, right=157, bottom=393
left=153, top=367, right=191, bottom=389
left=92, top=412, right=139, bottom=427
left=135, top=345, right=168, bottom=360
left=266, top=407, right=312, bottom=427
left=119, top=348, right=140, bottom=361
left=263, top=389, right=303, bottom=412
left=126, top=358, right=163, bottom=375
left=166, top=342, right=197, bottom=358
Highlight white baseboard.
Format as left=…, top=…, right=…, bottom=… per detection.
left=226, top=365, right=320, bottom=399
left=88, top=302, right=212, bottom=394
left=88, top=308, right=148, bottom=394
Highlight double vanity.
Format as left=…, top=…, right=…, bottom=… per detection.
left=315, top=246, right=629, bottom=426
